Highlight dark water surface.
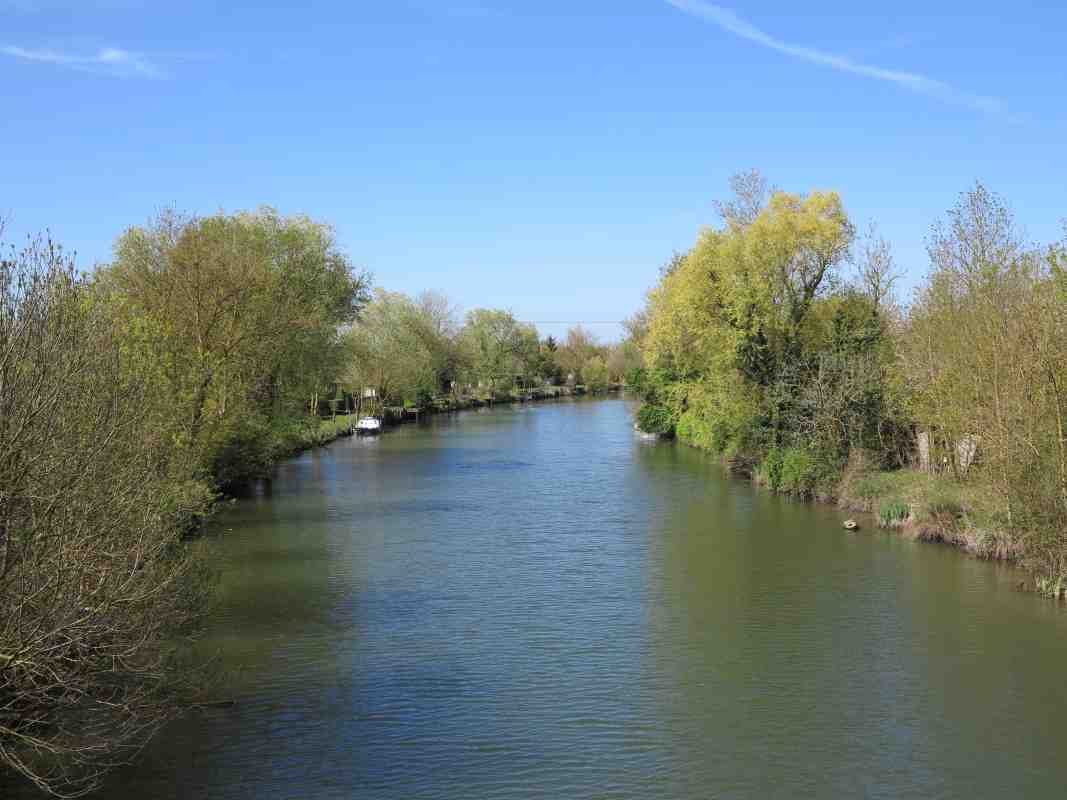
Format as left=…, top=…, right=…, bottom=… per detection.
left=89, top=400, right=1067, bottom=797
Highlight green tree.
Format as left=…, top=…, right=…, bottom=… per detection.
left=903, top=185, right=1067, bottom=584
left=537, top=336, right=564, bottom=385
left=101, top=208, right=368, bottom=486
left=582, top=355, right=611, bottom=393
left=458, top=309, right=539, bottom=392
left=557, top=325, right=600, bottom=385
left=344, top=290, right=442, bottom=406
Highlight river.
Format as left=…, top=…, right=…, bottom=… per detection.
left=93, top=398, right=1067, bottom=797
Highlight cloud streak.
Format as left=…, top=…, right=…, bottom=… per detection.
left=1, top=44, right=163, bottom=77
left=664, top=0, right=1002, bottom=114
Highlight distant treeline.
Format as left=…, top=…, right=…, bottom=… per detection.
left=344, top=292, right=640, bottom=413
left=628, top=170, right=1067, bottom=597
left=0, top=206, right=640, bottom=796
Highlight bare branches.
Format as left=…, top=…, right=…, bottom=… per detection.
left=715, top=168, right=771, bottom=229
left=852, top=223, right=900, bottom=312
left=1, top=232, right=213, bottom=797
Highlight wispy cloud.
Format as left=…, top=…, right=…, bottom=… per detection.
left=0, top=1, right=144, bottom=11
left=1, top=44, right=163, bottom=77
left=664, top=0, right=1002, bottom=114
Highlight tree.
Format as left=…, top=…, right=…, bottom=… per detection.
left=101, top=208, right=369, bottom=485
left=904, top=183, right=1034, bottom=479
left=458, top=309, right=539, bottom=391
left=414, top=291, right=462, bottom=394
left=1, top=229, right=212, bottom=797
left=852, top=223, right=900, bottom=312
left=536, top=337, right=563, bottom=385
left=903, top=185, right=1067, bottom=582
left=582, top=355, right=611, bottom=393
left=641, top=182, right=855, bottom=445
left=557, top=325, right=600, bottom=385
left=606, top=339, right=642, bottom=383
left=344, top=290, right=443, bottom=406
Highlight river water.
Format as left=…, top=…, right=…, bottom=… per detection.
left=94, top=399, right=1067, bottom=797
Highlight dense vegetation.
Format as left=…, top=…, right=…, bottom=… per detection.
left=630, top=171, right=1067, bottom=596
left=0, top=208, right=637, bottom=796
left=342, top=294, right=637, bottom=409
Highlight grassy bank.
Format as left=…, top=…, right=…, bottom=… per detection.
left=713, top=438, right=1033, bottom=588
left=833, top=460, right=1018, bottom=562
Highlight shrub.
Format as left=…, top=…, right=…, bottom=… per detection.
left=583, top=356, right=611, bottom=393
left=207, top=415, right=275, bottom=489
left=758, top=447, right=827, bottom=496
left=625, top=367, right=647, bottom=391
left=636, top=402, right=674, bottom=435
left=758, top=447, right=785, bottom=490
left=676, top=411, right=715, bottom=450
left=780, top=448, right=820, bottom=495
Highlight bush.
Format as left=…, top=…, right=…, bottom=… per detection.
left=779, top=448, right=821, bottom=495
left=583, top=356, right=611, bottom=393
left=676, top=411, right=717, bottom=450
left=757, top=447, right=827, bottom=496
left=758, top=447, right=785, bottom=490
left=625, top=367, right=647, bottom=391
left=636, top=402, right=674, bottom=435
left=207, top=415, right=275, bottom=490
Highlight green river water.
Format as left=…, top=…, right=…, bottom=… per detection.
left=34, top=398, right=1067, bottom=798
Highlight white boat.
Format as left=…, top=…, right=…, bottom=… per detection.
left=356, top=416, right=382, bottom=435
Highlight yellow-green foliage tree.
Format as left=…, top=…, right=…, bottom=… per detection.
left=640, top=180, right=856, bottom=461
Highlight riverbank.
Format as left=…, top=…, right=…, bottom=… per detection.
left=832, top=462, right=1017, bottom=561
left=708, top=441, right=1043, bottom=593
left=376, top=384, right=621, bottom=421
left=278, top=386, right=623, bottom=460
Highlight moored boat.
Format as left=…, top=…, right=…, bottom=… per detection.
left=356, top=416, right=382, bottom=435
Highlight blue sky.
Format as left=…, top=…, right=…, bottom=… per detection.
left=3, top=1, right=1065, bottom=340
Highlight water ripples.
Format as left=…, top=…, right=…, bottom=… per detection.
left=78, top=398, right=1067, bottom=800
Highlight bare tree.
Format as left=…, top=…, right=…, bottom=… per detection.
left=852, top=222, right=901, bottom=311
left=1, top=228, right=213, bottom=797
left=715, top=168, right=771, bottom=229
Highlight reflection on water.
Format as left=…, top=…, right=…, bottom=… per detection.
left=13, top=398, right=1066, bottom=799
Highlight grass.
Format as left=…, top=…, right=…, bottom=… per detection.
left=877, top=500, right=911, bottom=528
left=836, top=459, right=1017, bottom=560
